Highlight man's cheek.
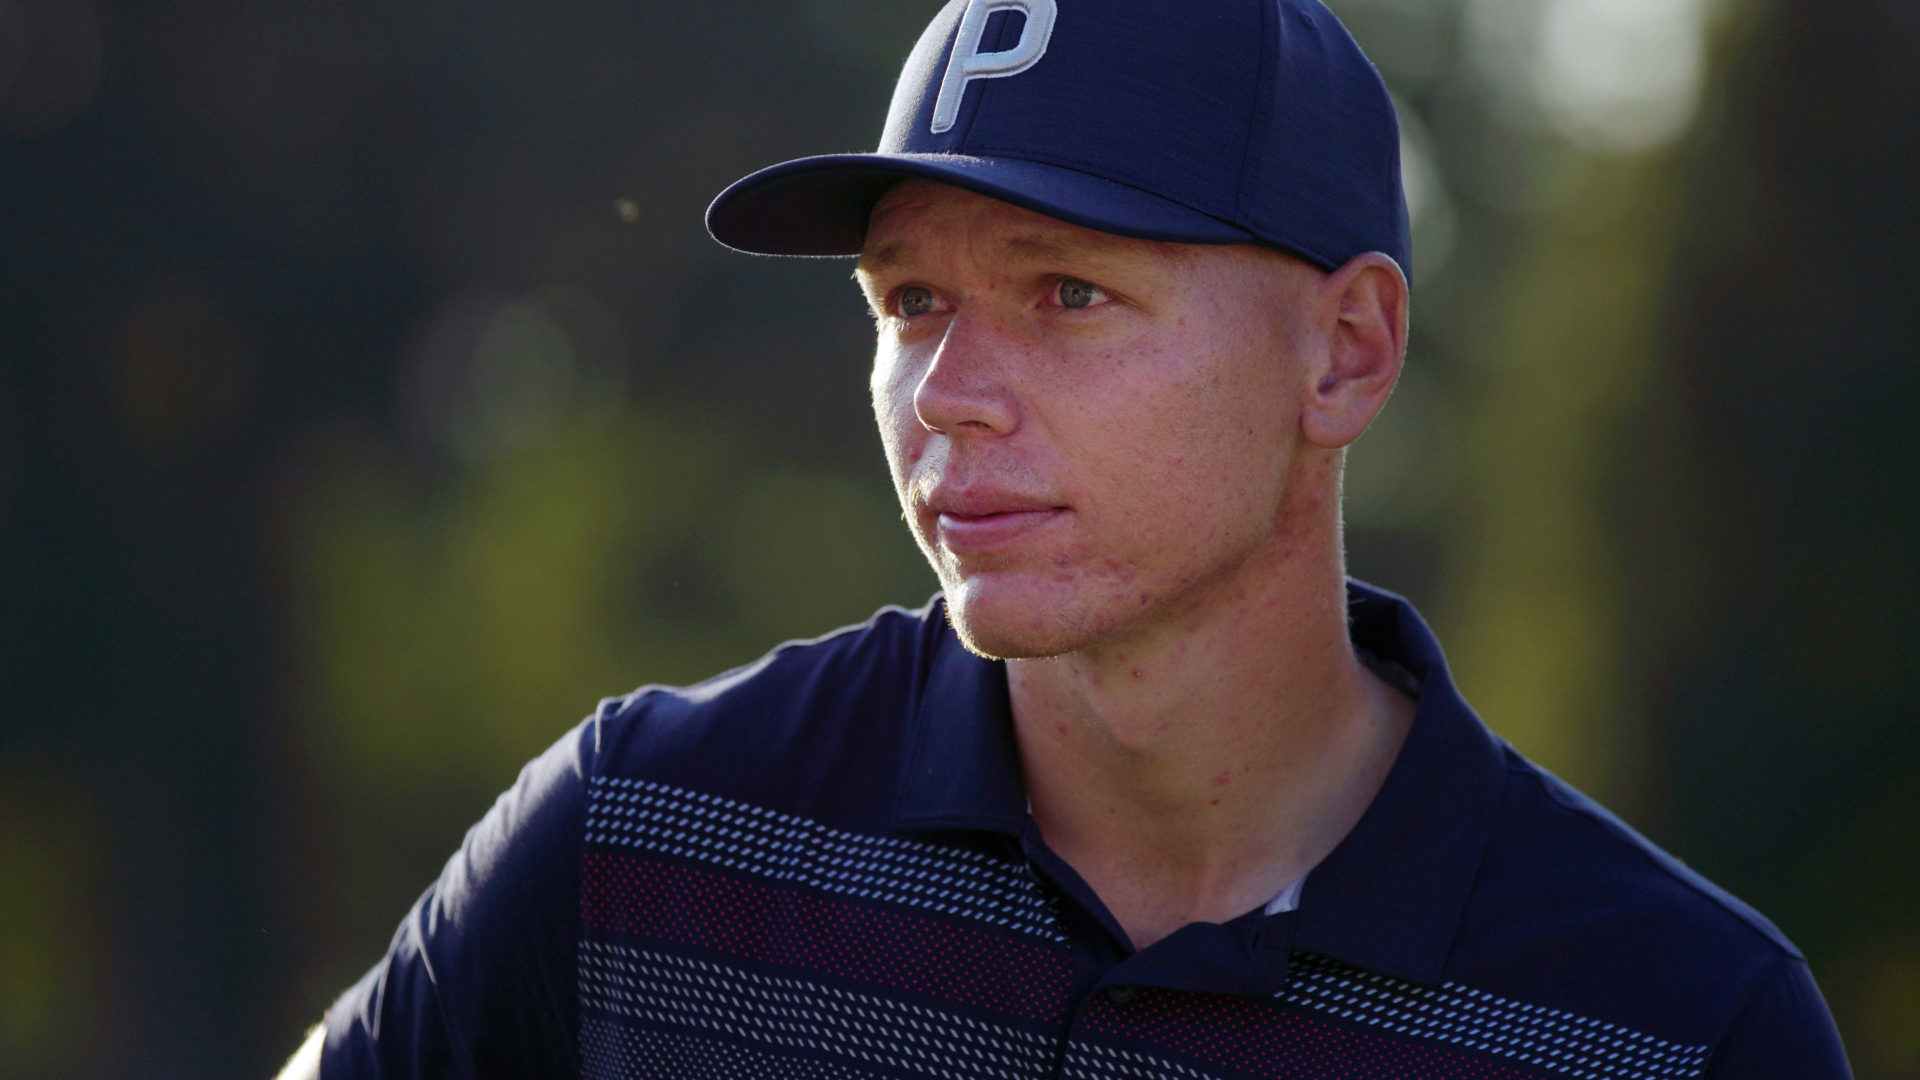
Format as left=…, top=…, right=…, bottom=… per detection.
left=873, top=371, right=919, bottom=437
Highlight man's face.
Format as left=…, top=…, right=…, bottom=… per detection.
left=858, top=181, right=1320, bottom=660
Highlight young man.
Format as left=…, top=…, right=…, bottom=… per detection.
left=289, top=1, right=1851, bottom=1077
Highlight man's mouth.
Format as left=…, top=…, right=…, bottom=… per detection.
left=925, top=491, right=1067, bottom=555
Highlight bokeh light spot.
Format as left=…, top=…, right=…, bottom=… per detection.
left=1534, top=0, right=1712, bottom=152
left=405, top=287, right=629, bottom=462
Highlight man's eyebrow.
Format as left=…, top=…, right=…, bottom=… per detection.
left=992, top=231, right=1149, bottom=271
left=994, top=234, right=1076, bottom=264
left=857, top=232, right=1141, bottom=278
left=855, top=241, right=909, bottom=277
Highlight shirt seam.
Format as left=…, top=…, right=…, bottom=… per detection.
left=1699, top=952, right=1798, bottom=1078
left=1232, top=0, right=1272, bottom=221
left=1503, top=754, right=1802, bottom=961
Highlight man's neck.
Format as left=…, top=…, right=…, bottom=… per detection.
left=1006, top=521, right=1414, bottom=951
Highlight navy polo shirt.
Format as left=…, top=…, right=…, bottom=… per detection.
left=322, top=582, right=1851, bottom=1079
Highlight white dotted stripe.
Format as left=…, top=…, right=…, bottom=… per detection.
left=578, top=942, right=1055, bottom=1080
left=577, top=943, right=1053, bottom=1078
left=585, top=778, right=1047, bottom=925
left=1280, top=955, right=1709, bottom=1080
left=581, top=1016, right=892, bottom=1080
left=586, top=778, right=1061, bottom=942
left=1061, top=1040, right=1230, bottom=1080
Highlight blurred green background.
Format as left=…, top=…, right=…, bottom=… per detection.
left=2, top=0, right=1915, bottom=1076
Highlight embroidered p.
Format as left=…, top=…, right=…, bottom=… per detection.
left=931, top=0, right=1058, bottom=134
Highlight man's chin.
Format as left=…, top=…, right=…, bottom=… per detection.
left=941, top=582, right=1091, bottom=661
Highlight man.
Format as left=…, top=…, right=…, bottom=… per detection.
left=285, top=0, right=1852, bottom=1077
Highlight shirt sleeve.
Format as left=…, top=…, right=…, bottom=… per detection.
left=1706, top=955, right=1853, bottom=1079
left=320, top=718, right=595, bottom=1080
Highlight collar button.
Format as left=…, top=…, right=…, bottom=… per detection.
left=1104, top=985, right=1139, bottom=1005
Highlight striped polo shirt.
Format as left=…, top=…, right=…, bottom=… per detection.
left=322, top=582, right=1850, bottom=1079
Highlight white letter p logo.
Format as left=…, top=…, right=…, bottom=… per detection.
left=931, top=0, right=1058, bottom=134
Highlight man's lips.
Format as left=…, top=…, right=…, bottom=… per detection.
left=927, top=500, right=1067, bottom=555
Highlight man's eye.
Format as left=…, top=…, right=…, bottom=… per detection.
left=897, top=287, right=938, bottom=317
left=1057, top=278, right=1106, bottom=309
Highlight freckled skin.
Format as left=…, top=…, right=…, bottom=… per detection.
left=859, top=181, right=1308, bottom=660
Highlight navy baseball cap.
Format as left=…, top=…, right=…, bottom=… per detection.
left=706, top=0, right=1409, bottom=276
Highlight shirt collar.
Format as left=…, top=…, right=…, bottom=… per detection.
left=1289, top=582, right=1508, bottom=986
left=892, top=606, right=1028, bottom=834
left=890, top=581, right=1509, bottom=988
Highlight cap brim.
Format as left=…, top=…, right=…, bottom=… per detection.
left=706, top=152, right=1253, bottom=256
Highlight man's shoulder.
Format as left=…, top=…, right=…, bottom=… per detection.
left=1455, top=744, right=1804, bottom=1037
left=1497, top=750, right=1797, bottom=952
left=583, top=599, right=947, bottom=824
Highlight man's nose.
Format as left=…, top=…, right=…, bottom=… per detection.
left=911, top=310, right=1023, bottom=437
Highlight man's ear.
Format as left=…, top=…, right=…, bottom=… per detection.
left=1299, top=252, right=1408, bottom=450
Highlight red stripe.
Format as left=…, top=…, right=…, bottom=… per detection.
left=582, top=850, right=1073, bottom=1023
left=1079, top=987, right=1556, bottom=1080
